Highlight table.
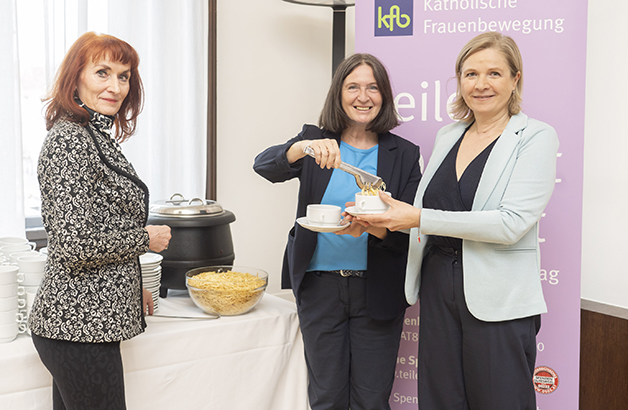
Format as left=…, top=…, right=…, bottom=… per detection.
left=0, top=292, right=309, bottom=410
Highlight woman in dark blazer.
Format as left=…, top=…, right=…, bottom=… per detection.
left=28, top=32, right=171, bottom=410
left=254, top=53, right=421, bottom=410
left=358, top=32, right=559, bottom=410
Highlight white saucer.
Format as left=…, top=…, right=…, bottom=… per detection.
left=297, top=217, right=350, bottom=233
left=345, top=206, right=388, bottom=216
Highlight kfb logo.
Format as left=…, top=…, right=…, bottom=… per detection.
left=375, top=0, right=413, bottom=37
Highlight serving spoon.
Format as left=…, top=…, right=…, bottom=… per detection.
left=303, top=145, right=385, bottom=191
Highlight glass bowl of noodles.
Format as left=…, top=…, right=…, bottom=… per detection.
left=185, top=265, right=268, bottom=316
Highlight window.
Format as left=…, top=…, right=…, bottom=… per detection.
left=17, top=1, right=110, bottom=224
left=17, top=3, right=46, bottom=223
left=8, top=1, right=211, bottom=244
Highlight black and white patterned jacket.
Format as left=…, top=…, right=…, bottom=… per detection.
left=28, top=113, right=151, bottom=343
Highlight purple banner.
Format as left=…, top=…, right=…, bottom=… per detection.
left=356, top=1, right=587, bottom=408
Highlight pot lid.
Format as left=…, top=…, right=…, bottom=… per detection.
left=150, top=193, right=224, bottom=217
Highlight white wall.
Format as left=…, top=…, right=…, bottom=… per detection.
left=581, top=1, right=628, bottom=309
left=216, top=1, right=354, bottom=297
left=217, top=1, right=628, bottom=310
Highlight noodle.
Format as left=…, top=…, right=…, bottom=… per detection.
left=361, top=182, right=386, bottom=196
left=188, top=270, right=266, bottom=315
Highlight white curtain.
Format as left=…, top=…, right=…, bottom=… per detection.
left=48, top=0, right=209, bottom=203
left=108, top=0, right=209, bottom=203
left=0, top=0, right=26, bottom=237
left=0, top=0, right=208, bottom=238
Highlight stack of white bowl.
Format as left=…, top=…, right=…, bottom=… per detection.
left=139, top=253, right=163, bottom=311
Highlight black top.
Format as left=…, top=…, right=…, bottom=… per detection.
left=423, top=130, right=498, bottom=250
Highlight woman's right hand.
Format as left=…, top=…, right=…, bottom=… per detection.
left=355, top=191, right=422, bottom=232
left=286, top=139, right=341, bottom=169
left=145, top=225, right=172, bottom=253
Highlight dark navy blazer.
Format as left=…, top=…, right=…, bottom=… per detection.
left=254, top=125, right=422, bottom=320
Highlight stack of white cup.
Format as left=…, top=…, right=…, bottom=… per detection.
left=8, top=250, right=40, bottom=265
left=17, top=255, right=46, bottom=333
left=0, top=237, right=37, bottom=263
left=0, top=266, right=22, bottom=343
left=0, top=236, right=44, bottom=341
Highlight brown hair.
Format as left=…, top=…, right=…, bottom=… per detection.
left=319, top=53, right=399, bottom=134
left=43, top=32, right=144, bottom=142
left=450, top=32, right=523, bottom=122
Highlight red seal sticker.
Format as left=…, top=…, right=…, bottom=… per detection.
left=533, top=366, right=559, bottom=394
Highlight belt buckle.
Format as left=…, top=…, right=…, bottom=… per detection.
left=339, top=270, right=351, bottom=277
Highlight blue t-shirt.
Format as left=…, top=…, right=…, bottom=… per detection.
left=307, top=141, right=378, bottom=272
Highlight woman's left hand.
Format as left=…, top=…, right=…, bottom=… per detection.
left=142, top=287, right=154, bottom=316
left=336, top=217, right=368, bottom=238
left=336, top=202, right=388, bottom=239
left=355, top=191, right=422, bottom=231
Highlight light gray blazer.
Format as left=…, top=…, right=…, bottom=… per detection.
left=405, top=112, right=559, bottom=322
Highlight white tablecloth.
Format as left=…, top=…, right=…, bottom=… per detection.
left=0, top=292, right=309, bottom=410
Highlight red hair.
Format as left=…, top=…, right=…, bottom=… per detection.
left=44, top=32, right=144, bottom=142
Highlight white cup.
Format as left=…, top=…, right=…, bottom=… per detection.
left=306, top=204, right=342, bottom=226
left=17, top=310, right=27, bottom=323
left=17, top=321, right=29, bottom=334
left=17, top=255, right=47, bottom=274
left=22, top=284, right=39, bottom=293
left=17, top=272, right=44, bottom=287
left=0, top=243, right=35, bottom=257
left=0, top=283, right=18, bottom=298
left=9, top=250, right=39, bottom=265
left=0, top=309, right=20, bottom=325
left=0, top=322, right=18, bottom=343
left=0, top=237, right=30, bottom=247
left=355, top=192, right=391, bottom=213
left=0, top=296, right=20, bottom=311
left=0, top=266, right=19, bottom=285
left=26, top=289, right=37, bottom=310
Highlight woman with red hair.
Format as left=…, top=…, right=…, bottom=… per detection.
left=28, top=32, right=171, bottom=409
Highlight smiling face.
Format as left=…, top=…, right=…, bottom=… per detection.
left=459, top=47, right=520, bottom=121
left=77, top=56, right=131, bottom=116
left=341, top=64, right=382, bottom=127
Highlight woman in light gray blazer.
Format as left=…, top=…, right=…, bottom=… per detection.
left=357, top=32, right=558, bottom=410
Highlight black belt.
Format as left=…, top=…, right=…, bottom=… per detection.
left=316, top=270, right=366, bottom=278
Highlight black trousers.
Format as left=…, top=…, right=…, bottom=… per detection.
left=297, top=271, right=405, bottom=410
left=418, top=246, right=539, bottom=410
left=32, top=333, right=126, bottom=410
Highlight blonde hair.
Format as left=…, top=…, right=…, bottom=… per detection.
left=450, top=32, right=523, bottom=122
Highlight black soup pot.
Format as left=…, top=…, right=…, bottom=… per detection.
left=147, top=194, right=236, bottom=297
